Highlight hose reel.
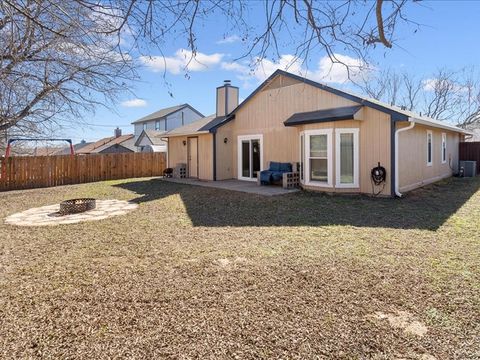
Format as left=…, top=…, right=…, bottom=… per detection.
left=371, top=162, right=386, bottom=196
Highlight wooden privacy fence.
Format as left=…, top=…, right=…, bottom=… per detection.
left=0, top=152, right=166, bottom=191
left=459, top=142, right=480, bottom=174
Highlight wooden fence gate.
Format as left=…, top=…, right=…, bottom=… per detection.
left=0, top=152, right=166, bottom=191
left=459, top=142, right=480, bottom=174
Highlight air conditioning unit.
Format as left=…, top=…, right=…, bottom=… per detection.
left=459, top=161, right=477, bottom=177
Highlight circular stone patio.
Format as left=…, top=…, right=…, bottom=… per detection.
left=5, top=199, right=138, bottom=226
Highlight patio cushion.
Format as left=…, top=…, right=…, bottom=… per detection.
left=269, top=162, right=281, bottom=171
left=260, top=170, right=273, bottom=184
left=279, top=162, right=292, bottom=172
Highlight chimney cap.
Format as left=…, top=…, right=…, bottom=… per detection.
left=224, top=80, right=231, bottom=85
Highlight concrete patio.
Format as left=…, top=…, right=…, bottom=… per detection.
left=162, top=178, right=299, bottom=196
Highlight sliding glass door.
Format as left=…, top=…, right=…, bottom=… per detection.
left=238, top=135, right=263, bottom=181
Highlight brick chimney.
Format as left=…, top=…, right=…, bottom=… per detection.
left=216, top=80, right=239, bottom=117
left=114, top=127, right=122, bottom=138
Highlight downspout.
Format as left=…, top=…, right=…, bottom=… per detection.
left=394, top=120, right=415, bottom=197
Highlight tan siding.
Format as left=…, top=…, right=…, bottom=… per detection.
left=225, top=74, right=391, bottom=195
left=262, top=75, right=302, bottom=91
left=398, top=124, right=460, bottom=192
left=358, top=107, right=391, bottom=195
left=298, top=108, right=391, bottom=195
left=231, top=78, right=358, bottom=179
left=198, top=134, right=213, bottom=180
left=168, top=134, right=214, bottom=180
left=168, top=136, right=187, bottom=168
left=216, top=121, right=234, bottom=180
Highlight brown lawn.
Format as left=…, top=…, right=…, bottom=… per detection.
left=0, top=177, right=479, bottom=359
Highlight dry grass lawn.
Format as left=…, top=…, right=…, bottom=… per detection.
left=0, top=177, right=479, bottom=359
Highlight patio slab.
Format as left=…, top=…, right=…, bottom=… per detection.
left=163, top=178, right=299, bottom=196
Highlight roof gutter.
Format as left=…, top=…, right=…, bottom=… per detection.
left=394, top=119, right=416, bottom=197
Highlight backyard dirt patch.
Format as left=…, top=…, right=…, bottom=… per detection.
left=371, top=311, right=428, bottom=337
left=0, top=176, right=479, bottom=359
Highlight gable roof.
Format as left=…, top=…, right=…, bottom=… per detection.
left=95, top=135, right=135, bottom=153
left=163, top=114, right=217, bottom=137
left=55, top=141, right=92, bottom=155
left=76, top=134, right=135, bottom=154
left=207, top=69, right=469, bottom=134
left=134, top=129, right=167, bottom=147
left=131, top=104, right=204, bottom=124
left=284, top=105, right=363, bottom=126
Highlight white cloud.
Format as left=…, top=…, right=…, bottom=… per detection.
left=222, top=53, right=370, bottom=87
left=422, top=78, right=467, bottom=93
left=313, top=54, right=368, bottom=83
left=140, top=49, right=224, bottom=74
left=216, top=35, right=241, bottom=44
left=121, top=99, right=147, bottom=108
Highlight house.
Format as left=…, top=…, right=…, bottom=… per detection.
left=132, top=104, right=204, bottom=151
left=49, top=140, right=92, bottom=155
left=164, top=70, right=470, bottom=197
left=134, top=129, right=167, bottom=152
left=76, top=128, right=136, bottom=154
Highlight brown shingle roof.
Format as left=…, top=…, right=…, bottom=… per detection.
left=76, top=134, right=135, bottom=154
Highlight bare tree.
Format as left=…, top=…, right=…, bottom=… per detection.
left=1, top=0, right=417, bottom=136
left=355, top=67, right=480, bottom=128
left=0, top=0, right=136, bottom=135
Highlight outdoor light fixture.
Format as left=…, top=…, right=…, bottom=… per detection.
left=224, top=137, right=228, bottom=144
left=183, top=140, right=186, bottom=146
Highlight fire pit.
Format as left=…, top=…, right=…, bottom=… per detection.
left=59, top=198, right=96, bottom=215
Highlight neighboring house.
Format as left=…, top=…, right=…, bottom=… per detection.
left=131, top=104, right=204, bottom=151
left=134, top=129, right=167, bottom=152
left=164, top=70, right=470, bottom=197
left=54, top=140, right=92, bottom=155
left=77, top=129, right=136, bottom=154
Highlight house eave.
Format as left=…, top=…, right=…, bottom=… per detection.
left=163, top=131, right=210, bottom=138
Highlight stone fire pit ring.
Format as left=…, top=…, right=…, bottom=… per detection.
left=5, top=199, right=138, bottom=226
left=60, top=198, right=96, bottom=215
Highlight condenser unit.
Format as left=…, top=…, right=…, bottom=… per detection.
left=459, top=161, right=477, bottom=177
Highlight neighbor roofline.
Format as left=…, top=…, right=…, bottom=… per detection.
left=134, top=130, right=150, bottom=147
left=131, top=104, right=205, bottom=124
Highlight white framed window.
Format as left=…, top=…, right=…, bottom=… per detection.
left=441, top=132, right=447, bottom=164
left=155, top=120, right=160, bottom=131
left=143, top=123, right=147, bottom=131
left=335, top=128, right=359, bottom=188
left=304, top=129, right=333, bottom=187
left=426, top=130, right=433, bottom=166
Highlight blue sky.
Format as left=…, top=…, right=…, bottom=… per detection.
left=66, top=1, right=480, bottom=143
